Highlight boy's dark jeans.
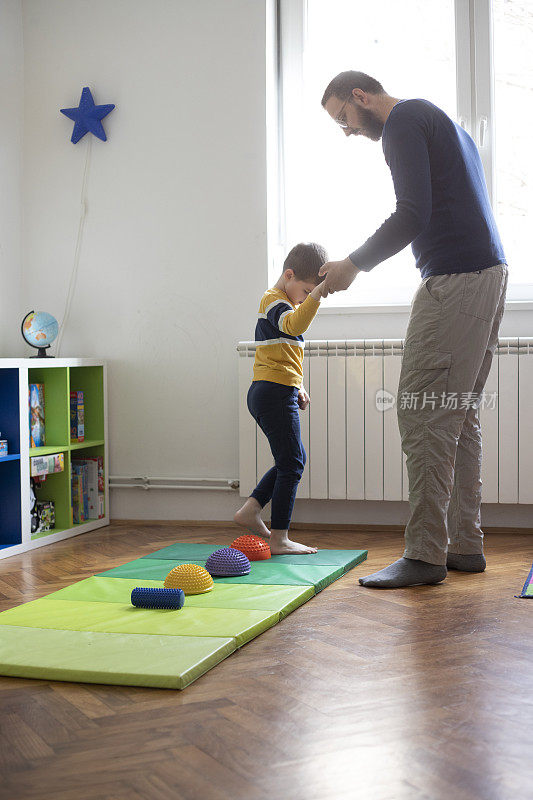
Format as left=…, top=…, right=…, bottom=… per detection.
left=247, top=380, right=306, bottom=530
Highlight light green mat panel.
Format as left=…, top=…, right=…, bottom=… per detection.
left=0, top=627, right=235, bottom=689
left=44, top=577, right=314, bottom=618
left=0, top=599, right=279, bottom=647
left=97, top=558, right=348, bottom=592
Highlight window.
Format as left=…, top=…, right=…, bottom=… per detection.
left=493, top=0, right=533, bottom=299
left=271, top=0, right=532, bottom=307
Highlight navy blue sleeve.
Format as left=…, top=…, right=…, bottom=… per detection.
left=266, top=300, right=293, bottom=330
left=349, top=106, right=433, bottom=272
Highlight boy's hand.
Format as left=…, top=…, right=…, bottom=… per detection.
left=310, top=280, right=327, bottom=301
left=318, top=257, right=361, bottom=296
left=298, top=388, right=310, bottom=411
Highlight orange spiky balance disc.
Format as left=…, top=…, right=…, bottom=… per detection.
left=230, top=535, right=271, bottom=561
left=164, top=563, right=213, bottom=595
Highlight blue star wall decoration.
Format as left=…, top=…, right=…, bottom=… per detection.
left=60, top=87, right=115, bottom=144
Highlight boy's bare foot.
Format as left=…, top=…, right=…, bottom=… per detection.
left=233, top=497, right=271, bottom=539
left=270, top=531, right=317, bottom=555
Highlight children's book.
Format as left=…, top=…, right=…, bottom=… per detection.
left=29, top=384, right=45, bottom=447
left=70, top=390, right=85, bottom=443
left=71, top=473, right=84, bottom=524
left=72, top=458, right=100, bottom=520
left=35, top=501, right=55, bottom=532
left=30, top=452, right=64, bottom=478
left=71, top=463, right=89, bottom=520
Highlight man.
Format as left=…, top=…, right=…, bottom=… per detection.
left=319, top=71, right=508, bottom=588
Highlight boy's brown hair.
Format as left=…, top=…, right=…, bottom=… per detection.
left=283, top=242, right=328, bottom=284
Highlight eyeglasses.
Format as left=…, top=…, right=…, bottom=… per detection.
left=334, top=96, right=352, bottom=128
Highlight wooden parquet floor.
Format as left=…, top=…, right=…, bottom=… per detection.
left=0, top=521, right=532, bottom=800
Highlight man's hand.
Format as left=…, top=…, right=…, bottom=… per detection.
left=298, top=387, right=310, bottom=411
left=318, top=256, right=361, bottom=296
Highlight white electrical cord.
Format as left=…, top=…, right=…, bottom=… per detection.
left=55, top=134, right=92, bottom=357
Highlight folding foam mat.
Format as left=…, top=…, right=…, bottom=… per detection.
left=518, top=562, right=533, bottom=598
left=0, top=544, right=367, bottom=689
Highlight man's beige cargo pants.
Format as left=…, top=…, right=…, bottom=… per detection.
left=397, top=262, right=508, bottom=565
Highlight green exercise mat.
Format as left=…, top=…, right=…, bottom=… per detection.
left=0, top=598, right=279, bottom=647
left=0, top=626, right=235, bottom=689
left=97, top=558, right=346, bottom=592
left=44, top=577, right=314, bottom=618
left=0, top=542, right=368, bottom=689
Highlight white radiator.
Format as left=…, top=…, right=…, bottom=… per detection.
left=237, top=338, right=533, bottom=504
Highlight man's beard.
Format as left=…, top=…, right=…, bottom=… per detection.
left=358, top=106, right=385, bottom=141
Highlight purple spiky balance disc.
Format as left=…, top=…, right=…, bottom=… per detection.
left=205, top=547, right=251, bottom=577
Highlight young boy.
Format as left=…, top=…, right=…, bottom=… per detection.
left=234, top=242, right=327, bottom=554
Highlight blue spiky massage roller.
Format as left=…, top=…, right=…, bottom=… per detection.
left=130, top=587, right=185, bottom=609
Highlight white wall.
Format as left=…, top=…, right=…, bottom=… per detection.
left=20, top=0, right=268, bottom=522
left=0, top=0, right=23, bottom=357
left=9, top=1, right=533, bottom=529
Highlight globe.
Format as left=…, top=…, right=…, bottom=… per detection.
left=21, top=311, right=59, bottom=358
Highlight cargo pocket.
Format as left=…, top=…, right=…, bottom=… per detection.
left=398, top=349, right=452, bottom=402
left=423, top=274, right=448, bottom=305
left=459, top=269, right=500, bottom=322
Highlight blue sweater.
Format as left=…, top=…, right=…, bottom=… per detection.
left=348, top=99, right=506, bottom=279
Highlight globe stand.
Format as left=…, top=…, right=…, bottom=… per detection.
left=21, top=311, right=56, bottom=358
left=31, top=345, right=54, bottom=359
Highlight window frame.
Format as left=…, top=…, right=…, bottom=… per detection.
left=270, top=0, right=531, bottom=310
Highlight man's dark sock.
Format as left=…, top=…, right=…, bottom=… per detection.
left=358, top=557, right=447, bottom=588
left=446, top=553, right=486, bottom=572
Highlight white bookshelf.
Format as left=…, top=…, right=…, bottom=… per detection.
left=0, top=358, right=109, bottom=559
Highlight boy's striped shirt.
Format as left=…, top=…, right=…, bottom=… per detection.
left=252, top=288, right=320, bottom=387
